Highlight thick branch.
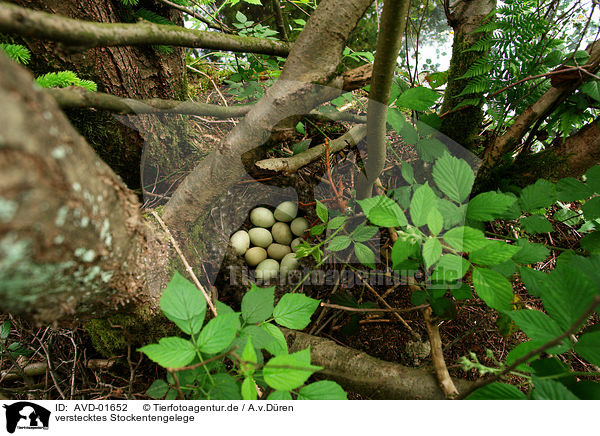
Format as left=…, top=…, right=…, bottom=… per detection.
left=284, top=329, right=472, bottom=399
left=356, top=0, right=410, bottom=199
left=255, top=125, right=367, bottom=172
left=0, top=2, right=290, bottom=56
left=423, top=307, right=459, bottom=399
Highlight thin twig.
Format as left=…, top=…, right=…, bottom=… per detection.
left=321, top=302, right=429, bottom=313
left=151, top=211, right=217, bottom=317
left=423, top=307, right=459, bottom=399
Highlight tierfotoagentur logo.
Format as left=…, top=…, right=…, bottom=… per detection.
left=3, top=402, right=50, bottom=433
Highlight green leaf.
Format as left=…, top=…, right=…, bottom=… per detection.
left=582, top=197, right=600, bottom=220
left=574, top=331, right=600, bottom=366
left=432, top=254, right=471, bottom=282
left=395, top=86, right=440, bottom=111
left=216, top=300, right=235, bottom=315
left=351, top=224, right=378, bottom=242
left=556, top=177, right=594, bottom=201
left=241, top=377, right=258, bottom=400
left=443, top=226, right=489, bottom=252
left=386, top=107, right=407, bottom=134
left=327, top=215, right=347, bottom=230
left=292, top=139, right=310, bottom=155
left=262, top=323, right=288, bottom=356
left=391, top=239, right=419, bottom=268
left=427, top=207, right=444, bottom=235
left=390, top=186, right=412, bottom=208
left=241, top=284, right=275, bottom=323
left=297, top=381, right=347, bottom=400
left=160, top=271, right=207, bottom=335
left=401, top=162, right=415, bottom=184
left=581, top=80, right=600, bottom=102
left=416, top=138, right=447, bottom=162
left=357, top=195, right=407, bottom=227
left=581, top=231, right=600, bottom=253
left=207, top=373, right=241, bottom=400
left=521, top=215, right=553, bottom=234
left=467, top=192, right=517, bottom=221
left=585, top=165, right=600, bottom=193
left=328, top=235, right=352, bottom=252
left=410, top=184, right=438, bottom=227
left=354, top=242, right=376, bottom=268
left=315, top=200, right=328, bottom=223
left=310, top=224, right=325, bottom=236
left=267, top=390, right=293, bottom=400
left=511, top=239, right=549, bottom=264
left=432, top=154, right=474, bottom=203
left=472, top=268, right=514, bottom=312
left=422, top=238, right=442, bottom=269
left=518, top=266, right=548, bottom=297
left=505, top=340, right=542, bottom=371
left=273, top=294, right=320, bottom=329
left=466, top=382, right=527, bottom=400
left=243, top=0, right=262, bottom=4
left=146, top=379, right=169, bottom=399
left=520, top=179, right=556, bottom=212
left=532, top=377, right=578, bottom=400
left=235, top=11, right=247, bottom=23
left=263, top=348, right=322, bottom=391
left=241, top=337, right=258, bottom=373
left=437, top=199, right=465, bottom=228
left=138, top=337, right=196, bottom=368
left=451, top=283, right=472, bottom=300
left=0, top=320, right=10, bottom=340
left=470, top=241, right=521, bottom=266
left=197, top=313, right=240, bottom=354
left=508, top=310, right=565, bottom=348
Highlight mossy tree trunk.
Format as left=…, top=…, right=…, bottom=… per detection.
left=8, top=0, right=187, bottom=189
left=439, top=0, right=496, bottom=152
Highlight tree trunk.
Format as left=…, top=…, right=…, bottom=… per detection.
left=0, top=52, right=170, bottom=324
left=439, top=0, right=496, bottom=151
left=7, top=0, right=186, bottom=189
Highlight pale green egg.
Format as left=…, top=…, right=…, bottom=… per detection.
left=280, top=253, right=299, bottom=274
left=290, top=217, right=309, bottom=236
left=271, top=222, right=293, bottom=245
left=291, top=238, right=304, bottom=252
left=267, top=243, right=292, bottom=260
left=245, top=247, right=267, bottom=266
left=230, top=230, right=250, bottom=255
left=250, top=207, right=275, bottom=228
left=248, top=227, right=273, bottom=248
left=255, top=259, right=279, bottom=280
left=274, top=201, right=298, bottom=222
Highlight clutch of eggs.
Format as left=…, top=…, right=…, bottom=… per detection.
left=230, top=201, right=308, bottom=279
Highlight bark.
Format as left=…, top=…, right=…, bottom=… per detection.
left=481, top=40, right=600, bottom=173
left=161, top=0, right=374, bottom=232
left=439, top=0, right=496, bottom=151
left=0, top=2, right=290, bottom=56
left=355, top=0, right=410, bottom=199
left=271, top=0, right=289, bottom=41
left=6, top=0, right=188, bottom=189
left=0, top=52, right=168, bottom=324
left=284, top=329, right=473, bottom=399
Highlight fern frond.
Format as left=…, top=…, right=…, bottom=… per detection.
left=457, top=76, right=490, bottom=97
left=0, top=44, right=31, bottom=64
left=134, top=8, right=175, bottom=26
left=457, top=57, right=493, bottom=80
left=120, top=0, right=139, bottom=6
left=35, top=71, right=97, bottom=92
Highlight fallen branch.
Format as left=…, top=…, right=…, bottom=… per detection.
left=255, top=125, right=367, bottom=173
left=0, top=2, right=290, bottom=56
left=284, top=329, right=472, bottom=399
left=321, top=302, right=429, bottom=313
left=422, top=307, right=459, bottom=399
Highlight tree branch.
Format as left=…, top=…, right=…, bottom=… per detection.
left=0, top=2, right=290, bottom=56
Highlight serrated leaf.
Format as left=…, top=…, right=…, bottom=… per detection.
left=451, top=283, right=472, bottom=300
left=518, top=266, right=549, bottom=297
left=582, top=197, right=600, bottom=220
left=138, top=337, right=196, bottom=368
left=432, top=154, right=474, bottom=203
left=327, top=215, right=346, bottom=229
left=469, top=241, right=521, bottom=266
left=532, top=377, right=578, bottom=400
left=410, top=184, right=438, bottom=227
left=292, top=139, right=310, bottom=155
left=262, top=323, right=288, bottom=356
left=315, top=200, right=328, bottom=223
left=354, top=242, right=376, bottom=268
left=160, top=272, right=207, bottom=335
left=241, top=377, right=258, bottom=400
left=585, top=165, right=600, bottom=193
left=267, top=390, right=293, bottom=400
left=427, top=207, right=444, bottom=235
left=520, top=179, right=556, bottom=212
left=207, top=373, right=241, bottom=400
left=351, top=224, right=378, bottom=242
left=0, top=320, right=10, bottom=340
left=241, top=284, right=274, bottom=323
left=472, top=268, right=514, bottom=312
left=357, top=195, right=407, bottom=227
left=391, top=238, right=419, bottom=268
left=416, top=138, right=447, bottom=162
left=466, top=382, right=527, bottom=400
left=146, top=379, right=169, bottom=399
left=437, top=199, right=466, bottom=228
left=467, top=192, right=517, bottom=221
left=581, top=80, right=600, bottom=102
left=197, top=313, right=240, bottom=354
left=263, top=348, right=321, bottom=391
left=386, top=107, right=407, bottom=133
left=521, top=215, right=553, bottom=234
left=443, top=226, right=489, bottom=252
left=511, top=239, right=549, bottom=264
left=505, top=340, right=542, bottom=371
left=508, top=310, right=565, bottom=347
left=574, top=331, right=600, bottom=366
left=273, top=294, right=320, bottom=329
left=328, top=235, right=352, bottom=252
left=310, top=224, right=325, bottom=236
left=395, top=86, right=440, bottom=111
left=401, top=162, right=415, bottom=184
left=422, top=238, right=442, bottom=269
left=432, top=254, right=471, bottom=282
left=297, top=381, right=347, bottom=400
left=556, top=177, right=594, bottom=201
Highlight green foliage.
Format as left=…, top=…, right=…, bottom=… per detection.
left=140, top=278, right=342, bottom=400
left=0, top=44, right=31, bottom=65
left=35, top=71, right=97, bottom=91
